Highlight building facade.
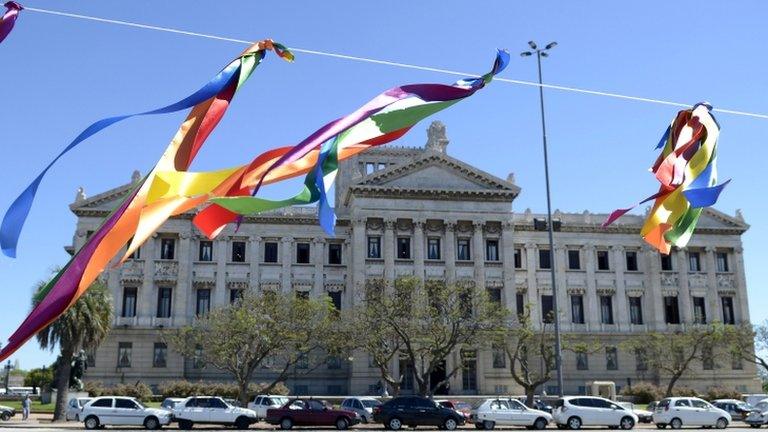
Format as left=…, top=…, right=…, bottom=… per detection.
left=75, top=122, right=759, bottom=395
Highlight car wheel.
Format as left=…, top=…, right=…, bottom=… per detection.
left=144, top=416, right=161, bottom=430
left=75, top=414, right=80, bottom=422
left=0, top=412, right=10, bottom=422
left=670, top=418, right=682, bottom=429
left=534, top=418, right=548, bottom=430
left=656, top=425, right=666, bottom=429
left=279, top=417, right=294, bottom=430
left=620, top=416, right=635, bottom=430
left=475, top=423, right=485, bottom=430
left=483, top=420, right=496, bottom=430
left=751, top=425, right=762, bottom=429
left=336, top=417, right=350, bottom=430
left=361, top=415, right=369, bottom=424
left=388, top=417, right=403, bottom=431
left=84, top=416, right=100, bottom=430
left=557, top=425, right=568, bottom=430
left=716, top=417, right=728, bottom=429
left=444, top=417, right=458, bottom=431
left=568, top=416, right=582, bottom=430
left=178, top=419, right=193, bottom=430
left=235, top=416, right=251, bottom=429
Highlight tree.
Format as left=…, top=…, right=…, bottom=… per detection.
left=24, top=366, right=53, bottom=392
left=166, top=291, right=352, bottom=405
left=622, top=325, right=725, bottom=397
left=34, top=278, right=113, bottom=421
left=359, top=277, right=504, bottom=396
left=726, top=322, right=768, bottom=373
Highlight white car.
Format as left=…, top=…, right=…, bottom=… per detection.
left=471, top=397, right=552, bottom=430
left=173, top=396, right=258, bottom=429
left=65, top=397, right=92, bottom=421
left=82, top=396, right=172, bottom=430
left=745, top=399, right=768, bottom=427
left=619, top=402, right=653, bottom=423
left=553, top=396, right=638, bottom=430
left=247, top=394, right=289, bottom=420
left=340, top=397, right=381, bottom=423
left=652, top=397, right=731, bottom=429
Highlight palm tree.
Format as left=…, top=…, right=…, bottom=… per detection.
left=34, top=276, right=113, bottom=421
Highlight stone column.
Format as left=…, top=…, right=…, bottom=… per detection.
left=676, top=249, right=692, bottom=323
left=175, top=232, right=192, bottom=325
left=473, top=221, right=485, bottom=290
left=445, top=221, right=457, bottom=284
left=501, top=221, right=516, bottom=313
left=281, top=236, right=293, bottom=293
left=734, top=246, right=749, bottom=322
left=524, top=242, right=540, bottom=325
left=351, top=218, right=366, bottom=299
left=644, top=245, right=665, bottom=330
left=704, top=246, right=720, bottom=323
left=584, top=244, right=600, bottom=329
left=249, top=236, right=262, bottom=292
left=413, top=219, right=425, bottom=282
left=138, top=235, right=157, bottom=326
left=313, top=237, right=325, bottom=298
left=383, top=219, right=395, bottom=283
left=612, top=245, right=629, bottom=330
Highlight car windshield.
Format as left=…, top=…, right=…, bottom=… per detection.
left=756, top=402, right=768, bottom=412
left=362, top=399, right=381, bottom=408
left=135, top=400, right=147, bottom=409
left=738, top=402, right=754, bottom=410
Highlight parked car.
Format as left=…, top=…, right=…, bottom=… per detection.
left=436, top=399, right=472, bottom=421
left=160, top=397, right=184, bottom=411
left=516, top=397, right=553, bottom=413
left=247, top=394, right=290, bottom=420
left=372, top=396, right=465, bottom=430
left=712, top=399, right=755, bottom=421
left=647, top=401, right=659, bottom=413
left=340, top=397, right=381, bottom=423
left=81, top=396, right=172, bottom=430
left=619, top=402, right=653, bottom=423
left=265, top=398, right=360, bottom=430
left=746, top=400, right=768, bottom=427
left=471, top=397, right=552, bottom=430
left=553, top=396, right=638, bottom=430
left=652, top=397, right=730, bottom=429
left=173, top=396, right=258, bottom=429
left=65, top=397, right=92, bottom=421
left=0, top=405, right=16, bottom=421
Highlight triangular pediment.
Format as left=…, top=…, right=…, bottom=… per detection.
left=698, top=207, right=749, bottom=230
left=69, top=183, right=134, bottom=214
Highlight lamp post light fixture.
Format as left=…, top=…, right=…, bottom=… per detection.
left=520, top=40, right=564, bottom=397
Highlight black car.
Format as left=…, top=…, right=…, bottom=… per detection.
left=373, top=396, right=465, bottom=430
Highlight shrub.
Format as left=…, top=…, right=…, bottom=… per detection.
left=157, top=380, right=289, bottom=399
left=83, top=381, right=152, bottom=401
left=705, top=386, right=742, bottom=401
left=672, top=386, right=699, bottom=397
left=621, top=382, right=663, bottom=403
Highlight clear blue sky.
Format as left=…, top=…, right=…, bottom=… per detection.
left=1, top=0, right=767, bottom=369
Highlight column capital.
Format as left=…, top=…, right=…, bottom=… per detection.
left=281, top=236, right=293, bottom=243
left=734, top=245, right=744, bottom=254
left=312, top=237, right=325, bottom=244
left=704, top=245, right=717, bottom=253
left=251, top=236, right=262, bottom=242
left=352, top=217, right=367, bottom=227
left=384, top=219, right=396, bottom=230
left=179, top=232, right=191, bottom=240
left=502, top=220, right=515, bottom=231
left=610, top=244, right=624, bottom=252
left=472, top=221, right=485, bottom=231
left=413, top=219, right=425, bottom=230
left=525, top=242, right=537, bottom=250
left=445, top=221, right=457, bottom=232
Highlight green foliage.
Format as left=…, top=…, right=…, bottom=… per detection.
left=157, top=380, right=289, bottom=398
left=672, top=386, right=700, bottom=397
left=705, top=386, right=742, bottom=401
left=24, top=367, right=54, bottom=390
left=84, top=381, right=153, bottom=401
left=621, top=382, right=663, bottom=403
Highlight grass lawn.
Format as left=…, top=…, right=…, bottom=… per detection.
left=1, top=400, right=55, bottom=414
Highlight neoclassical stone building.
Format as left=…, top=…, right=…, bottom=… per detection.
left=75, top=122, right=759, bottom=395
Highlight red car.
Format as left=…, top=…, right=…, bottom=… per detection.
left=436, top=399, right=473, bottom=421
left=266, top=398, right=360, bottom=430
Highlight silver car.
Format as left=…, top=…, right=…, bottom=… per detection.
left=65, top=397, right=92, bottom=421
left=340, top=397, right=381, bottom=423
left=82, top=396, right=172, bottom=430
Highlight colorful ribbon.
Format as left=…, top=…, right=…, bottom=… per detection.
left=602, top=103, right=729, bottom=253
left=0, top=40, right=292, bottom=361
left=0, top=1, right=22, bottom=44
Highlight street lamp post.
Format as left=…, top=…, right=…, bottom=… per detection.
left=521, top=40, right=564, bottom=397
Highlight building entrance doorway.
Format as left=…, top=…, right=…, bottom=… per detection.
left=430, top=360, right=449, bottom=395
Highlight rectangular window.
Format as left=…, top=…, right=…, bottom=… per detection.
left=367, top=236, right=381, bottom=259
left=571, top=295, right=585, bottom=324
left=702, top=345, right=714, bottom=370
left=198, top=240, right=213, bottom=261
left=485, top=240, right=499, bottom=261
left=160, top=238, right=175, bottom=260
left=576, top=352, right=589, bottom=370
left=461, top=350, right=477, bottom=391
left=196, top=289, right=211, bottom=316
left=365, top=162, right=376, bottom=175
left=689, top=251, right=702, bottom=272
left=514, top=248, right=522, bottom=268
left=328, top=291, right=342, bottom=311
left=397, top=237, right=411, bottom=259
left=629, top=297, right=643, bottom=325
left=716, top=252, right=730, bottom=272
left=156, top=287, right=172, bottom=318
left=487, top=287, right=502, bottom=304
left=600, top=295, right=614, bottom=324
left=121, top=287, right=137, bottom=318
left=128, top=242, right=141, bottom=260
left=229, top=289, right=243, bottom=304
left=427, top=238, right=441, bottom=260
left=117, top=342, right=132, bottom=368
left=732, top=352, right=743, bottom=370
left=664, top=296, right=681, bottom=324
left=661, top=254, right=673, bottom=271
left=193, top=345, right=204, bottom=369
left=296, top=242, right=310, bottom=264
left=264, top=242, right=278, bottom=263
left=635, top=348, right=648, bottom=371
left=625, top=251, right=638, bottom=271
left=516, top=293, right=525, bottom=318
left=597, top=250, right=610, bottom=270
left=568, top=250, right=581, bottom=270
left=538, top=249, right=551, bottom=269
left=492, top=344, right=506, bottom=369
left=606, top=347, right=618, bottom=370
left=457, top=239, right=471, bottom=261
left=153, top=343, right=167, bottom=368
left=231, top=241, right=246, bottom=262
left=693, top=297, right=707, bottom=324
left=327, top=356, right=341, bottom=370
left=722, top=296, right=735, bottom=324
left=328, top=243, right=342, bottom=265
left=541, top=295, right=554, bottom=323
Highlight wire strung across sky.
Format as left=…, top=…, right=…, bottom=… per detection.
left=22, top=6, right=768, bottom=121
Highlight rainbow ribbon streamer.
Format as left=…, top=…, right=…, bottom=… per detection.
left=0, top=1, right=22, bottom=44
left=602, top=103, right=730, bottom=254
